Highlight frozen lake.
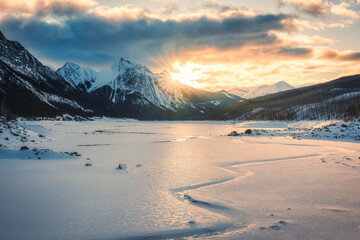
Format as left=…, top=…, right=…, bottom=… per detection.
left=0, top=119, right=359, bottom=240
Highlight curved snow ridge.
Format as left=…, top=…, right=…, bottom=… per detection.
left=167, top=153, right=322, bottom=239
left=170, top=177, right=235, bottom=193
left=224, top=154, right=321, bottom=167
left=98, top=223, right=235, bottom=240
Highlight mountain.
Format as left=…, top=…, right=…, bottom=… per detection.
left=0, top=31, right=114, bottom=119
left=229, top=81, right=295, bottom=99
left=56, top=59, right=243, bottom=115
left=204, top=75, right=360, bottom=120
left=56, top=62, right=97, bottom=92
left=0, top=31, right=242, bottom=119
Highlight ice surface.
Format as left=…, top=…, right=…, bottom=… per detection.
left=0, top=119, right=359, bottom=240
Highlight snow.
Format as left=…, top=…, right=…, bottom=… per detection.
left=232, top=120, right=360, bottom=140
left=331, top=92, right=360, bottom=101
left=0, top=119, right=359, bottom=240
left=56, top=62, right=97, bottom=89
left=57, top=58, right=190, bottom=110
left=230, top=81, right=295, bottom=99
left=42, top=92, right=93, bottom=112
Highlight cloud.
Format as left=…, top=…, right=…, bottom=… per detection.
left=320, top=49, right=360, bottom=61
left=0, top=0, right=97, bottom=17
left=330, top=2, right=359, bottom=19
left=0, top=4, right=294, bottom=68
left=278, top=47, right=313, bottom=57
left=279, top=0, right=329, bottom=17
left=203, top=0, right=234, bottom=13
left=279, top=0, right=360, bottom=20
left=274, top=32, right=334, bottom=45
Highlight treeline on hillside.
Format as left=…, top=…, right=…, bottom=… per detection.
left=204, top=75, right=360, bottom=121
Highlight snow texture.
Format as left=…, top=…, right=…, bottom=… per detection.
left=0, top=118, right=359, bottom=240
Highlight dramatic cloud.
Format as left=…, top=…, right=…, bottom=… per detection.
left=0, top=0, right=359, bottom=89
left=0, top=3, right=294, bottom=68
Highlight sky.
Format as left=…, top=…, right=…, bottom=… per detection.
left=0, top=0, right=360, bottom=90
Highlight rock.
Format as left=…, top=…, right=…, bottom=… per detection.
left=259, top=227, right=267, bottom=230
left=341, top=124, right=348, bottom=128
left=116, top=164, right=127, bottom=170
left=279, top=221, right=287, bottom=225
left=245, top=129, right=252, bottom=134
left=188, top=221, right=196, bottom=225
left=69, top=152, right=81, bottom=157
left=85, top=163, right=92, bottom=167
left=20, top=146, right=29, bottom=150
left=228, top=131, right=240, bottom=136
left=10, top=131, right=19, bottom=136
left=136, top=164, right=143, bottom=167
left=269, top=225, right=281, bottom=230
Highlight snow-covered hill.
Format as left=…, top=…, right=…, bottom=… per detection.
left=229, top=81, right=295, bottom=99
left=57, top=58, right=243, bottom=112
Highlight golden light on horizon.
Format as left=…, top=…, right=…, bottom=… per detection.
left=170, top=62, right=209, bottom=89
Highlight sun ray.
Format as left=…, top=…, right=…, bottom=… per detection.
left=169, top=62, right=209, bottom=88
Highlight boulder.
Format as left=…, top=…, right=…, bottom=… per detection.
left=116, top=164, right=127, bottom=170
left=245, top=129, right=252, bottom=134
left=228, top=131, right=240, bottom=136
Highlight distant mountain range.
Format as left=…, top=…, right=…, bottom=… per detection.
left=0, top=30, right=359, bottom=120
left=204, top=75, right=360, bottom=120
left=229, top=81, right=295, bottom=99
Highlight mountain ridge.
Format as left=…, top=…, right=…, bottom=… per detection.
left=56, top=56, right=243, bottom=113
left=0, top=30, right=243, bottom=119
left=229, top=81, right=295, bottom=99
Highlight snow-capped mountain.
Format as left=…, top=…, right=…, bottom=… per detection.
left=57, top=58, right=243, bottom=113
left=56, top=62, right=97, bottom=92
left=229, top=81, right=295, bottom=99
left=0, top=31, right=106, bottom=118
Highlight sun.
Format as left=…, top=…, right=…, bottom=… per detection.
left=170, top=62, right=208, bottom=88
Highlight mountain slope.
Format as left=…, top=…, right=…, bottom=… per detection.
left=204, top=75, right=360, bottom=120
left=0, top=31, right=121, bottom=119
left=229, top=81, right=295, bottom=99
